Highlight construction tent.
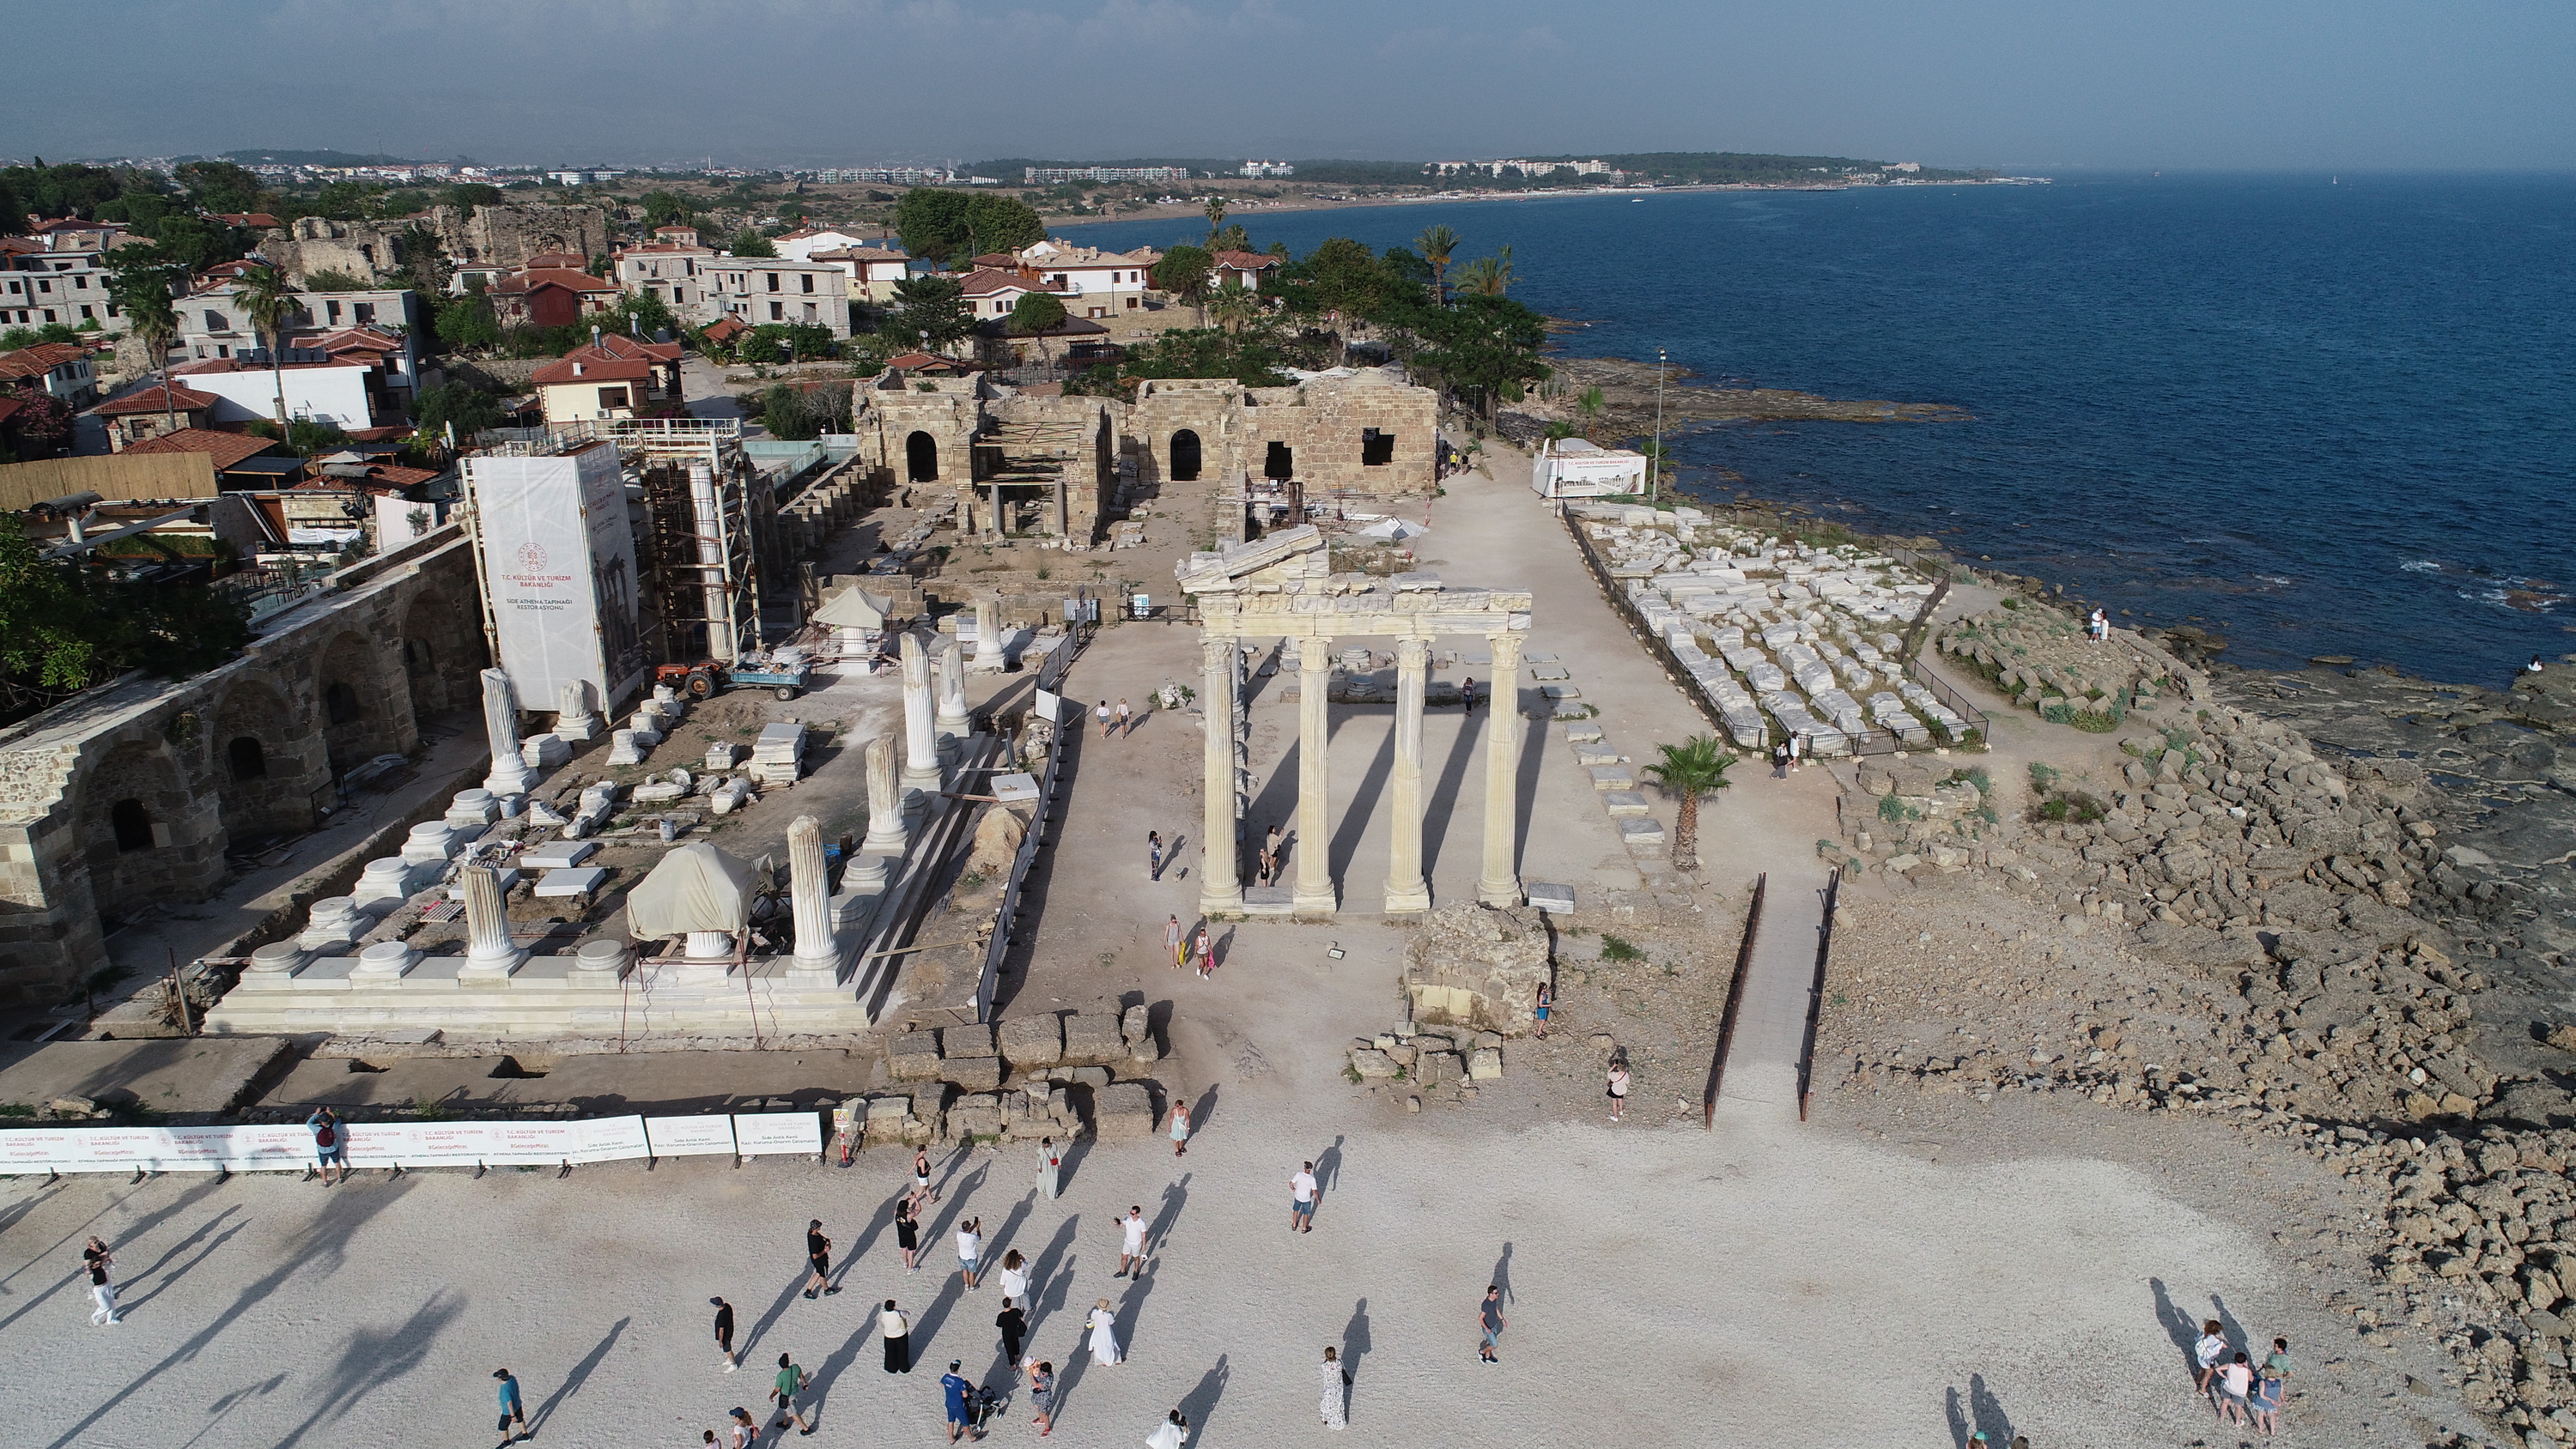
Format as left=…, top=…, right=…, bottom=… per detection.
left=625, top=842, right=761, bottom=939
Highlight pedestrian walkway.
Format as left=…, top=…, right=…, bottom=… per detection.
left=1716, top=866, right=1830, bottom=1117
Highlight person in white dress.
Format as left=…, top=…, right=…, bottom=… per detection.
left=1037, top=1137, right=1061, bottom=1199
left=997, top=1248, right=1030, bottom=1306
left=1086, top=1298, right=1122, bottom=1366
left=1318, top=1345, right=1348, bottom=1428
left=1145, top=1409, right=1188, bottom=1449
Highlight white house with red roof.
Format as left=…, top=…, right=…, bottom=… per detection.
left=773, top=227, right=873, bottom=263
left=529, top=335, right=683, bottom=424
left=1018, top=239, right=1162, bottom=318
left=957, top=267, right=1068, bottom=320
left=1212, top=250, right=1280, bottom=290
left=808, top=246, right=914, bottom=305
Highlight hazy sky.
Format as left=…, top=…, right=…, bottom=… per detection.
left=7, top=0, right=2571, bottom=171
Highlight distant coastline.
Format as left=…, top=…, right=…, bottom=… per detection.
left=1042, top=175, right=2050, bottom=231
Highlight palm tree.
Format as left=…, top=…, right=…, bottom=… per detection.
left=1203, top=196, right=1227, bottom=248
left=1641, top=736, right=1735, bottom=873
left=1415, top=223, right=1460, bottom=303
left=1576, top=385, right=1607, bottom=442
left=110, top=264, right=182, bottom=439
left=229, top=264, right=299, bottom=427
left=1206, top=286, right=1260, bottom=335
left=1451, top=246, right=1516, bottom=300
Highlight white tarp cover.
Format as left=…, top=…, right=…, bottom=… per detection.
left=625, top=842, right=758, bottom=938
left=813, top=587, right=893, bottom=628
left=1353, top=516, right=1426, bottom=543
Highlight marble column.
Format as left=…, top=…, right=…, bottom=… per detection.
left=1292, top=634, right=1336, bottom=912
left=935, top=639, right=969, bottom=758
left=480, top=669, right=536, bottom=797
left=787, top=815, right=838, bottom=976
left=1382, top=636, right=1431, bottom=912
left=971, top=597, right=1005, bottom=670
left=859, top=734, right=907, bottom=863
left=459, top=864, right=523, bottom=974
left=900, top=632, right=939, bottom=809
left=1197, top=632, right=1243, bottom=917
left=554, top=678, right=601, bottom=743
left=1478, top=630, right=1526, bottom=906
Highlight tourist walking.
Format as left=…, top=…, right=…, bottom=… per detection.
left=1097, top=700, right=1113, bottom=739
left=2215, top=1350, right=2254, bottom=1426
left=1256, top=825, right=1279, bottom=887
left=83, top=1237, right=118, bottom=1325
left=956, top=1216, right=984, bottom=1290
left=308, top=1106, right=349, bottom=1185
left=803, top=1220, right=839, bottom=1299
left=1788, top=731, right=1805, bottom=773
left=1461, top=676, right=1477, bottom=713
left=997, top=1296, right=1027, bottom=1367
left=493, top=1368, right=528, bottom=1445
left=1319, top=1345, right=1349, bottom=1428
left=1194, top=926, right=1214, bottom=979
left=998, top=1247, right=1030, bottom=1306
left=1116, top=1205, right=1148, bottom=1276
left=1771, top=740, right=1789, bottom=779
left=1291, top=1161, right=1319, bottom=1233
left=771, top=1353, right=815, bottom=1435
left=1476, top=1285, right=1506, bottom=1363
left=896, top=1196, right=922, bottom=1272
left=1168, top=1098, right=1191, bottom=1156
left=1028, top=1361, right=1055, bottom=1436
left=2249, top=1359, right=2284, bottom=1436
left=880, top=1300, right=914, bottom=1373
left=1607, top=1060, right=1631, bottom=1121
left=911, top=1147, right=938, bottom=1207
left=1116, top=699, right=1133, bottom=736
left=1148, top=831, right=1164, bottom=882
left=2193, top=1319, right=2228, bottom=1395
left=1532, top=982, right=1552, bottom=1040
left=1086, top=1299, right=1123, bottom=1366
left=941, top=1360, right=981, bottom=1443
left=726, top=1405, right=758, bottom=1449
left=711, top=1295, right=738, bottom=1371
left=1036, top=1137, right=1061, bottom=1199
left=1145, top=1408, right=1189, bottom=1449
left=1165, top=915, right=1184, bottom=969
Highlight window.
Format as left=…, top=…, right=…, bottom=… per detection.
left=228, top=737, right=267, bottom=779
left=325, top=682, right=360, bottom=724
left=111, top=798, right=154, bottom=852
left=1362, top=428, right=1394, bottom=466
left=598, top=386, right=630, bottom=410
left=769, top=300, right=784, bottom=320
left=766, top=272, right=780, bottom=292
left=800, top=274, right=814, bottom=294
left=354, top=302, right=374, bottom=324
left=326, top=300, right=343, bottom=324
left=79, top=305, right=94, bottom=319
left=74, top=275, right=88, bottom=289
left=1264, top=441, right=1294, bottom=479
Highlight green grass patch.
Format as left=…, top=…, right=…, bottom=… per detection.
left=1599, top=935, right=1643, bottom=964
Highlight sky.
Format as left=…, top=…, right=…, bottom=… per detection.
left=5, top=0, right=2572, bottom=173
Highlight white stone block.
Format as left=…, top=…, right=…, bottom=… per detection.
left=535, top=866, right=607, bottom=898
left=1524, top=882, right=1577, bottom=913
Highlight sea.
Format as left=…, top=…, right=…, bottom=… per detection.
left=1065, top=174, right=2576, bottom=682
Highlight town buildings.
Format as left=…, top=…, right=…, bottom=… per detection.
left=701, top=257, right=850, bottom=336
left=2, top=221, right=128, bottom=330
left=530, top=335, right=684, bottom=425
left=487, top=258, right=623, bottom=329
left=0, top=343, right=100, bottom=407
left=807, top=246, right=914, bottom=305
left=1018, top=239, right=1161, bottom=318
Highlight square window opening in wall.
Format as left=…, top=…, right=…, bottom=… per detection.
left=1361, top=427, right=1394, bottom=466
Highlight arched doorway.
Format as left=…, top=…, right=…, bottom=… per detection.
left=905, top=431, right=939, bottom=482
left=1170, top=429, right=1202, bottom=482
left=1264, top=441, right=1294, bottom=480
left=213, top=676, right=324, bottom=840
left=111, top=798, right=153, bottom=852
left=228, top=737, right=267, bottom=779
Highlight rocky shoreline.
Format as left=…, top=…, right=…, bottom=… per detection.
left=1498, top=354, right=1970, bottom=444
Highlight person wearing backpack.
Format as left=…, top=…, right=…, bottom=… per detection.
left=307, top=1107, right=348, bottom=1185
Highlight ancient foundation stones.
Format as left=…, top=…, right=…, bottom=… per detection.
left=1093, top=1081, right=1156, bottom=1138
left=1402, top=903, right=1552, bottom=1035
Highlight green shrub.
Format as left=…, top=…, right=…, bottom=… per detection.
left=2027, top=761, right=2061, bottom=791
left=1599, top=935, right=1643, bottom=963
left=1947, top=767, right=1991, bottom=794
left=1877, top=792, right=1907, bottom=822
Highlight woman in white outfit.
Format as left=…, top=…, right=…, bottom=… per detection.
left=1036, top=1137, right=1060, bottom=1199
left=1086, top=1298, right=1122, bottom=1366
left=1318, top=1345, right=1348, bottom=1428
left=1145, top=1409, right=1189, bottom=1449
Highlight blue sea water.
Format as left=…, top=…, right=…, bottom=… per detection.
left=1066, top=175, right=2576, bottom=680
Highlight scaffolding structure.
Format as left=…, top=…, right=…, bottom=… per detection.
left=613, top=420, right=767, bottom=666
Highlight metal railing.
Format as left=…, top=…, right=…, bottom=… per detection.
left=1796, top=866, right=1842, bottom=1122
left=972, top=737, right=1062, bottom=1025
left=1704, top=871, right=1766, bottom=1127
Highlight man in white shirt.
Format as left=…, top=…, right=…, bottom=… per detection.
left=1116, top=1206, right=1147, bottom=1278
left=956, top=1218, right=983, bottom=1290
left=1290, top=1161, right=1319, bottom=1234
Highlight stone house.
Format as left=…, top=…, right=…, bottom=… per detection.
left=92, top=383, right=219, bottom=450
left=613, top=242, right=717, bottom=316
left=487, top=265, right=623, bottom=330
left=0, top=530, right=483, bottom=1008
left=957, top=267, right=1067, bottom=322
left=0, top=343, right=100, bottom=406
left=1017, top=239, right=1161, bottom=318
left=1, top=223, right=126, bottom=330
left=702, top=258, right=851, bottom=337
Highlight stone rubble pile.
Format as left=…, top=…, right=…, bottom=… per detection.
left=879, top=1007, right=1161, bottom=1144
left=1576, top=504, right=1964, bottom=753
left=1939, top=603, right=2201, bottom=727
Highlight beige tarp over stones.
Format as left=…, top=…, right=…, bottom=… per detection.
left=625, top=842, right=760, bottom=939
left=813, top=587, right=894, bottom=629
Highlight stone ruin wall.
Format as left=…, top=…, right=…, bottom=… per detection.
left=260, top=203, right=611, bottom=282
left=0, top=536, right=483, bottom=1008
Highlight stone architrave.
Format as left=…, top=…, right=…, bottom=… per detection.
left=787, top=815, right=838, bottom=978
left=481, top=669, right=537, bottom=797
left=1292, top=634, right=1336, bottom=912
left=935, top=638, right=968, bottom=757
left=458, top=864, right=524, bottom=975
left=1382, top=635, right=1431, bottom=912
left=969, top=597, right=1006, bottom=671
left=899, top=632, right=939, bottom=807
left=1478, top=630, right=1526, bottom=906
left=859, top=734, right=908, bottom=862
left=555, top=679, right=602, bottom=743
left=1198, top=632, right=1242, bottom=916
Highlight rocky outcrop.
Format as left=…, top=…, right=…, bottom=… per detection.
left=1401, top=904, right=1552, bottom=1035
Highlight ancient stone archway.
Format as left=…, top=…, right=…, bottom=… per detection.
left=316, top=631, right=399, bottom=774
left=212, top=676, right=323, bottom=840
left=399, top=590, right=483, bottom=717
left=1170, top=429, right=1203, bottom=482
left=77, top=738, right=217, bottom=928
left=906, top=431, right=940, bottom=482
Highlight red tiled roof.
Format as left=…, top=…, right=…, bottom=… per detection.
left=1214, top=250, right=1279, bottom=270
left=970, top=253, right=1019, bottom=269
left=958, top=267, right=1061, bottom=298
left=884, top=351, right=969, bottom=373
left=216, top=213, right=283, bottom=230
left=699, top=316, right=750, bottom=343
left=489, top=268, right=619, bottom=297
left=172, top=355, right=372, bottom=376
left=92, top=384, right=218, bottom=416
left=295, top=326, right=403, bottom=356
left=530, top=334, right=680, bottom=385
left=0, top=396, right=23, bottom=426
left=525, top=251, right=591, bottom=270
left=122, top=427, right=281, bottom=469
left=0, top=343, right=92, bottom=380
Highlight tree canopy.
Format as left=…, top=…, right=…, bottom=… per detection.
left=1005, top=290, right=1068, bottom=335
left=727, top=227, right=777, bottom=258
left=878, top=273, right=973, bottom=352
left=0, top=515, right=252, bottom=714
left=892, top=189, right=1043, bottom=266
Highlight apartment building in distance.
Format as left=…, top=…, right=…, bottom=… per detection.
left=701, top=258, right=850, bottom=336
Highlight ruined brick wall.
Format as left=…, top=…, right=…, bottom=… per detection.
left=0, top=534, right=481, bottom=1007
left=1127, top=375, right=1436, bottom=500
left=258, top=203, right=611, bottom=282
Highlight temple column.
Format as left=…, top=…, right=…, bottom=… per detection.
left=1478, top=631, right=1526, bottom=906
left=787, top=815, right=838, bottom=979
left=970, top=597, right=1005, bottom=670
left=1198, top=632, right=1242, bottom=917
left=858, top=734, right=907, bottom=864
left=1382, top=635, right=1431, bottom=912
left=1293, top=634, right=1336, bottom=912
left=458, top=864, right=524, bottom=976
left=899, top=632, right=939, bottom=811
left=481, top=668, right=535, bottom=797
left=935, top=639, right=968, bottom=759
